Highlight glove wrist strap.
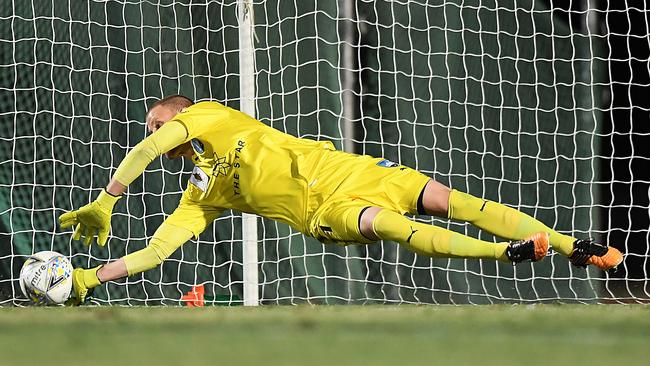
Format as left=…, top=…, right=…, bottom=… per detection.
left=83, top=265, right=104, bottom=289
left=104, top=189, right=121, bottom=198
left=97, top=189, right=121, bottom=210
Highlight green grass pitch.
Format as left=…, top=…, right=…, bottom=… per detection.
left=1, top=305, right=649, bottom=366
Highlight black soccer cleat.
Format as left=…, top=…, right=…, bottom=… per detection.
left=505, top=232, right=550, bottom=263
left=569, top=238, right=623, bottom=270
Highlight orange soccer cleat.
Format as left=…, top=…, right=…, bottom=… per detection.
left=505, top=232, right=550, bottom=263
left=569, top=239, right=624, bottom=271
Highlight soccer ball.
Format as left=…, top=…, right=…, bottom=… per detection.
left=19, top=251, right=73, bottom=305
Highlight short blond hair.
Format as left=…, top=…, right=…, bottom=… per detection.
left=148, top=94, right=194, bottom=114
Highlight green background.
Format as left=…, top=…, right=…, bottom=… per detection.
left=1, top=0, right=606, bottom=305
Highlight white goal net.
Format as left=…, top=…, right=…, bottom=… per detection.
left=1, top=0, right=647, bottom=305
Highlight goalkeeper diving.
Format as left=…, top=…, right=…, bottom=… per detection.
left=59, top=95, right=624, bottom=304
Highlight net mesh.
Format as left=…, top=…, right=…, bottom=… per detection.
left=1, top=0, right=647, bottom=305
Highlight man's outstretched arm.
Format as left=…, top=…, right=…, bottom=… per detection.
left=69, top=222, right=194, bottom=305
left=59, top=121, right=189, bottom=246
left=68, top=195, right=223, bottom=305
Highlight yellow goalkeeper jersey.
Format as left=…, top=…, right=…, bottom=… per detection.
left=174, top=101, right=335, bottom=233
left=118, top=100, right=430, bottom=275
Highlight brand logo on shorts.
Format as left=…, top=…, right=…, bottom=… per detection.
left=377, top=159, right=399, bottom=168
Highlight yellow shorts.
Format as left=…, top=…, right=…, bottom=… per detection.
left=306, top=150, right=430, bottom=244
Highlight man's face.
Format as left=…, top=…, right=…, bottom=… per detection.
left=146, top=105, right=193, bottom=159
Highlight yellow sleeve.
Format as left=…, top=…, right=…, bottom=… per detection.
left=122, top=192, right=223, bottom=276
left=164, top=190, right=225, bottom=239
left=173, top=101, right=231, bottom=139
left=122, top=222, right=193, bottom=276
left=112, top=120, right=189, bottom=186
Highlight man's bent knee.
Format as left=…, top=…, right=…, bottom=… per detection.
left=421, top=180, right=451, bottom=217
left=359, top=206, right=383, bottom=241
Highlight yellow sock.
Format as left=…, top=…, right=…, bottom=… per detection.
left=372, top=209, right=510, bottom=261
left=447, top=189, right=575, bottom=256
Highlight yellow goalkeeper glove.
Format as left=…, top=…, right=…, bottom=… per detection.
left=66, top=266, right=102, bottom=306
left=59, top=190, right=121, bottom=246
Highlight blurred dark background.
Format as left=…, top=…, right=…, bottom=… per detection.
left=600, top=2, right=650, bottom=291
left=546, top=0, right=649, bottom=296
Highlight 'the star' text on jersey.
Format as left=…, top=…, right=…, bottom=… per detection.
left=232, top=139, right=245, bottom=195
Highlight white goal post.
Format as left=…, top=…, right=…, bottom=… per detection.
left=238, top=0, right=259, bottom=307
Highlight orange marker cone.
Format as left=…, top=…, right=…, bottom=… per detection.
left=181, top=284, right=205, bottom=307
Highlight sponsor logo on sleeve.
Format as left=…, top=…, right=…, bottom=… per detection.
left=189, top=166, right=210, bottom=192
left=191, top=139, right=205, bottom=155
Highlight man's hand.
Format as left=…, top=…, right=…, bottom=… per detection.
left=66, top=266, right=102, bottom=306
left=59, top=190, right=121, bottom=246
